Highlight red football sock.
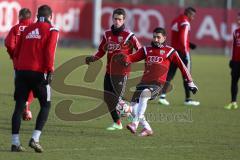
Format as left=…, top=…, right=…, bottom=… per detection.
left=116, top=120, right=121, bottom=125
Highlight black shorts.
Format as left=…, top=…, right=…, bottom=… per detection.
left=131, top=83, right=163, bottom=103
left=104, top=73, right=127, bottom=98
left=14, top=70, right=51, bottom=103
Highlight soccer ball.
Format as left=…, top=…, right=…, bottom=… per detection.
left=116, top=100, right=131, bottom=117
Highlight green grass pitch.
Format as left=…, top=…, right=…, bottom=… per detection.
left=0, top=46, right=239, bottom=160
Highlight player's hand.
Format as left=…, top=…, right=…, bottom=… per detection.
left=113, top=54, right=129, bottom=67
left=188, top=82, right=198, bottom=94
left=43, top=72, right=53, bottom=85
left=85, top=56, right=95, bottom=65
left=189, top=42, right=197, bottom=50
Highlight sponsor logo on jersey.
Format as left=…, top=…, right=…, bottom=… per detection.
left=147, top=56, right=163, bottom=63
left=106, top=41, right=121, bottom=52
left=26, top=28, right=41, bottom=39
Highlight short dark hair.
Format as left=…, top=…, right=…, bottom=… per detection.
left=184, top=7, right=196, bottom=15
left=112, top=8, right=126, bottom=19
left=19, top=8, right=31, bottom=19
left=37, top=5, right=52, bottom=18
left=153, top=27, right=166, bottom=36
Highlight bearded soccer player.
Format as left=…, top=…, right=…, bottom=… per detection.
left=5, top=8, right=34, bottom=121
left=116, top=27, right=198, bottom=136
left=85, top=8, right=141, bottom=130
left=224, top=13, right=240, bottom=110
left=11, top=5, right=59, bottom=152
left=159, top=7, right=200, bottom=106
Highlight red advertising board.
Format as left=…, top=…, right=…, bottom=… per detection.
left=0, top=0, right=238, bottom=48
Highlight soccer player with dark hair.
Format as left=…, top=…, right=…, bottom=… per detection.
left=224, top=13, right=240, bottom=110
left=116, top=27, right=198, bottom=136
left=85, top=8, right=141, bottom=130
left=159, top=7, right=200, bottom=106
left=11, top=5, right=59, bottom=152
left=5, top=8, right=34, bottom=121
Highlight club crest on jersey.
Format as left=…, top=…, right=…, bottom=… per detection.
left=160, top=50, right=165, bottom=55
left=106, top=41, right=121, bottom=52
left=118, top=36, right=123, bottom=43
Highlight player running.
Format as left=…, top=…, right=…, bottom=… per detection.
left=116, top=27, right=198, bottom=136
left=5, top=8, right=34, bottom=121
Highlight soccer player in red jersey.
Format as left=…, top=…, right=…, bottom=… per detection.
left=224, top=13, right=240, bottom=110
left=116, top=27, right=198, bottom=136
left=159, top=7, right=200, bottom=106
left=11, top=5, right=59, bottom=152
left=85, top=8, right=141, bottom=130
left=5, top=8, right=34, bottom=121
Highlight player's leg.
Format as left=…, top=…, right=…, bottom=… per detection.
left=11, top=71, right=30, bottom=152
left=159, top=62, right=177, bottom=106
left=126, top=90, right=141, bottom=133
left=104, top=74, right=127, bottom=130
left=127, top=88, right=151, bottom=134
left=130, top=102, right=139, bottom=117
left=230, top=74, right=239, bottom=109
left=225, top=63, right=240, bottom=109
left=22, top=91, right=34, bottom=121
left=182, top=54, right=200, bottom=106
left=29, top=72, right=50, bottom=153
left=139, top=116, right=153, bottom=136
left=138, top=85, right=161, bottom=136
left=231, top=64, right=240, bottom=103
left=112, top=75, right=128, bottom=124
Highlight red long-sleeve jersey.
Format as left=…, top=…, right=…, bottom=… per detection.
left=93, top=28, right=141, bottom=75
left=4, top=18, right=32, bottom=68
left=171, top=15, right=191, bottom=55
left=14, top=21, right=59, bottom=73
left=125, top=45, right=192, bottom=84
left=232, top=27, right=240, bottom=62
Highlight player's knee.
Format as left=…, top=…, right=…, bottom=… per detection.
left=140, top=89, right=151, bottom=99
